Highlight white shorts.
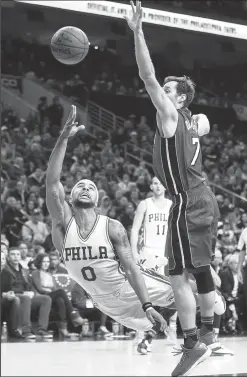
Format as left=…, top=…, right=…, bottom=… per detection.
left=140, top=247, right=168, bottom=275
left=93, top=267, right=174, bottom=332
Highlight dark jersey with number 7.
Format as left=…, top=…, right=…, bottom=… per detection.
left=153, top=107, right=205, bottom=196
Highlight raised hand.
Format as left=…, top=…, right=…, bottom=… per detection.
left=124, top=0, right=143, bottom=32
left=61, top=105, right=85, bottom=139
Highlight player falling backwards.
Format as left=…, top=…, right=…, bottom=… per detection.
left=46, top=106, right=226, bottom=359
left=125, top=1, right=223, bottom=375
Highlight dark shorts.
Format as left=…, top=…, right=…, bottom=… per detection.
left=166, top=183, right=220, bottom=276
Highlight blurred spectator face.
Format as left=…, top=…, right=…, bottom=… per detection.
left=29, top=193, right=37, bottom=203
left=32, top=209, right=41, bottom=224
left=130, top=190, right=139, bottom=201
left=36, top=246, right=46, bottom=255
left=120, top=196, right=129, bottom=207
left=126, top=203, right=135, bottom=215
left=16, top=181, right=24, bottom=192
left=1, top=243, right=8, bottom=256
left=108, top=207, right=116, bottom=218
left=1, top=251, right=6, bottom=268
left=212, top=249, right=222, bottom=267
left=30, top=186, right=40, bottom=195
left=216, top=195, right=224, bottom=205
left=14, top=157, right=24, bottom=169
left=41, top=256, right=50, bottom=271
left=214, top=175, right=221, bottom=184
left=16, top=200, right=22, bottom=210
left=66, top=176, right=75, bottom=188
left=19, top=242, right=29, bottom=259
left=229, top=254, right=239, bottom=273
left=6, top=196, right=17, bottom=208
left=27, top=200, right=35, bottom=212
left=242, top=213, right=247, bottom=224
left=49, top=254, right=60, bottom=269
left=123, top=174, right=130, bottom=183
left=34, top=168, right=43, bottom=178
left=115, top=190, right=123, bottom=200
left=31, top=143, right=41, bottom=152
left=101, top=196, right=111, bottom=208
left=8, top=249, right=21, bottom=266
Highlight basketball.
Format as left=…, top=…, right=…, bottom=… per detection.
left=50, top=26, right=90, bottom=65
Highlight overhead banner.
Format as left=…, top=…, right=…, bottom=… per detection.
left=15, top=0, right=247, bottom=40
left=1, top=74, right=23, bottom=93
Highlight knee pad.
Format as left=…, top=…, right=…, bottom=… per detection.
left=214, top=290, right=226, bottom=315
left=193, top=267, right=215, bottom=294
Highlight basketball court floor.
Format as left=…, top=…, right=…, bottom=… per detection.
left=1, top=336, right=247, bottom=376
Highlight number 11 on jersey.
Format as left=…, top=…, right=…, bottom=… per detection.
left=157, top=224, right=165, bottom=235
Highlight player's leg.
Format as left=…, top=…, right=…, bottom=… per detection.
left=195, top=207, right=220, bottom=349
left=168, top=194, right=212, bottom=376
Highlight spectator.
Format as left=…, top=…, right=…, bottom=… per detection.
left=7, top=157, right=25, bottom=181
left=3, top=196, right=28, bottom=247
left=220, top=253, right=245, bottom=334
left=1, top=248, right=52, bottom=338
left=18, top=241, right=32, bottom=269
left=37, top=96, right=48, bottom=133
left=32, top=253, right=84, bottom=337
left=21, top=208, right=49, bottom=245
left=1, top=250, right=23, bottom=339
left=49, top=251, right=68, bottom=275
left=211, top=248, right=223, bottom=276
left=47, top=96, right=63, bottom=127
left=27, top=168, right=45, bottom=187
left=9, top=179, right=28, bottom=204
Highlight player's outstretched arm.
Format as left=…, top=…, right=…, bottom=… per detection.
left=46, top=105, right=84, bottom=228
left=124, top=1, right=177, bottom=138
left=109, top=218, right=166, bottom=329
left=131, top=200, right=146, bottom=261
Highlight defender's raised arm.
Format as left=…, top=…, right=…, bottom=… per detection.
left=124, top=1, right=178, bottom=138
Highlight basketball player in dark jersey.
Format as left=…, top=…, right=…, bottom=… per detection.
left=125, top=2, right=221, bottom=376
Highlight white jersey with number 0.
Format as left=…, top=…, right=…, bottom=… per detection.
left=143, top=197, right=172, bottom=249
left=62, top=215, right=126, bottom=298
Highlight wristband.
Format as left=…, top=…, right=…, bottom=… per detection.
left=142, top=302, right=153, bottom=312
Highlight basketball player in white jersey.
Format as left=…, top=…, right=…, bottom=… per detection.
left=131, top=178, right=178, bottom=345
left=46, top=106, right=226, bottom=357
left=131, top=176, right=171, bottom=274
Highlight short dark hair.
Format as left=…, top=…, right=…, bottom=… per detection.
left=163, top=75, right=195, bottom=107
left=49, top=251, right=60, bottom=259
left=34, top=253, right=50, bottom=270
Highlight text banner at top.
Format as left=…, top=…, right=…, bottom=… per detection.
left=16, top=0, right=247, bottom=40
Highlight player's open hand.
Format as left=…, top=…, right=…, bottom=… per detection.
left=124, top=1, right=143, bottom=32
left=145, top=307, right=167, bottom=332
left=61, top=105, right=85, bottom=139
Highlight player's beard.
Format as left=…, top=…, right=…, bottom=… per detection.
left=73, top=199, right=95, bottom=209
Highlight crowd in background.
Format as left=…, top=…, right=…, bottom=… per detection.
left=2, top=39, right=247, bottom=107
left=1, top=34, right=247, bottom=341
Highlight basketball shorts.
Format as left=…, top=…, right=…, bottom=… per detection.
left=93, top=267, right=174, bottom=332
left=166, top=183, right=220, bottom=275
left=139, top=247, right=168, bottom=275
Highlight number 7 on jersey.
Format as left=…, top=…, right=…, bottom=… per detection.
left=191, top=137, right=200, bottom=166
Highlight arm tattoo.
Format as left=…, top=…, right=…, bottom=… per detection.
left=109, top=219, right=133, bottom=260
